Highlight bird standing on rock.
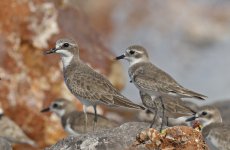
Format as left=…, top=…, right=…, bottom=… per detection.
left=41, top=98, right=119, bottom=135
left=116, top=45, right=207, bottom=130
left=186, top=106, right=230, bottom=150
left=44, top=39, right=144, bottom=132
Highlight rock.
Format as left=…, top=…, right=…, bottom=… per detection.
left=46, top=122, right=150, bottom=150
left=0, top=138, right=12, bottom=150
left=46, top=122, right=209, bottom=150
left=133, top=126, right=208, bottom=150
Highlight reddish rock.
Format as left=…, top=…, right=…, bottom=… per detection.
left=0, top=0, right=124, bottom=149
left=133, top=126, right=209, bottom=150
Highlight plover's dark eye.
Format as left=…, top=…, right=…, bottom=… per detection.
left=130, top=50, right=135, bottom=55
left=202, top=111, right=207, bottom=116
left=53, top=103, right=58, bottom=108
left=63, top=43, right=70, bottom=48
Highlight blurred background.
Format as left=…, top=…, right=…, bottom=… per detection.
left=0, top=0, right=230, bottom=149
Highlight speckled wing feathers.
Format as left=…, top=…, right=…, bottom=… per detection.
left=64, top=62, right=143, bottom=109
left=130, top=63, right=206, bottom=100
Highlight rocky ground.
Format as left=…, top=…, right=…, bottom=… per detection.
left=46, top=122, right=208, bottom=150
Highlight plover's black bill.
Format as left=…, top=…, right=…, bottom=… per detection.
left=44, top=48, right=57, bottom=55
left=186, top=116, right=196, bottom=122
left=40, top=107, right=50, bottom=112
left=115, top=54, right=125, bottom=60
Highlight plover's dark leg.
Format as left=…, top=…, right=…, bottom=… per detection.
left=150, top=101, right=158, bottom=128
left=166, top=117, right=169, bottom=126
left=83, top=105, right=88, bottom=133
left=159, top=96, right=165, bottom=132
left=93, top=105, right=97, bottom=131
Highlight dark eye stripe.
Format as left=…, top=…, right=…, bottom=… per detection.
left=53, top=103, right=58, bottom=108
left=63, top=43, right=69, bottom=48
left=202, top=111, right=207, bottom=116
left=130, top=50, right=135, bottom=54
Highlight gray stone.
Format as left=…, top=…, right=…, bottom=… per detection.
left=46, top=122, right=152, bottom=150
left=0, top=138, right=12, bottom=150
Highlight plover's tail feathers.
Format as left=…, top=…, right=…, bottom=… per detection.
left=101, top=95, right=145, bottom=110
left=171, top=86, right=207, bottom=100
left=181, top=88, right=207, bottom=100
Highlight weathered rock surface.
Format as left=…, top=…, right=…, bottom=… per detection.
left=46, top=122, right=208, bottom=150
left=46, top=122, right=150, bottom=150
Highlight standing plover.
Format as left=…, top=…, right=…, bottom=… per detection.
left=186, top=106, right=230, bottom=150
left=45, top=39, right=144, bottom=131
left=41, top=98, right=119, bottom=135
left=0, top=109, right=36, bottom=147
left=140, top=92, right=196, bottom=127
left=116, top=45, right=206, bottom=129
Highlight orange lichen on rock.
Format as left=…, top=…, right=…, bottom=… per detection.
left=133, top=126, right=209, bottom=150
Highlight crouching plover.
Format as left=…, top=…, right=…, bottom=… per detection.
left=41, top=98, right=119, bottom=135
left=186, top=106, right=230, bottom=150
left=116, top=45, right=207, bottom=130
left=140, top=92, right=196, bottom=127
left=0, top=109, right=36, bottom=147
left=44, top=39, right=144, bottom=132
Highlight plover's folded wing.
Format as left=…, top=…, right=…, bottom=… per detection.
left=134, top=73, right=206, bottom=100
left=68, top=72, right=144, bottom=109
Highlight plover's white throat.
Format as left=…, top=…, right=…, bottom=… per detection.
left=41, top=98, right=119, bottom=135
left=186, top=106, right=230, bottom=150
left=0, top=109, right=36, bottom=147
left=45, top=39, right=144, bottom=131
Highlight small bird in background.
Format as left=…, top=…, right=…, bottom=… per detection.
left=44, top=39, right=144, bottom=132
left=41, top=98, right=119, bottom=135
left=0, top=108, right=36, bottom=147
left=116, top=45, right=207, bottom=130
left=139, top=92, right=196, bottom=127
left=0, top=138, right=12, bottom=150
left=186, top=106, right=230, bottom=150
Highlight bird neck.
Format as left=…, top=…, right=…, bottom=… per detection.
left=129, top=58, right=149, bottom=67
left=61, top=54, right=79, bottom=69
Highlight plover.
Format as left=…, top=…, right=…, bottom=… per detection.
left=44, top=39, right=144, bottom=131
left=0, top=138, right=12, bottom=150
left=186, top=106, right=230, bottom=150
left=0, top=109, right=36, bottom=147
left=116, top=45, right=207, bottom=129
left=41, top=98, right=119, bottom=135
left=140, top=92, right=196, bottom=127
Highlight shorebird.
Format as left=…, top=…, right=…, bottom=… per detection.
left=0, top=109, right=36, bottom=147
left=116, top=45, right=207, bottom=129
left=44, top=39, right=144, bottom=131
left=139, top=92, right=196, bottom=127
left=186, top=106, right=230, bottom=150
left=41, top=98, right=119, bottom=135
